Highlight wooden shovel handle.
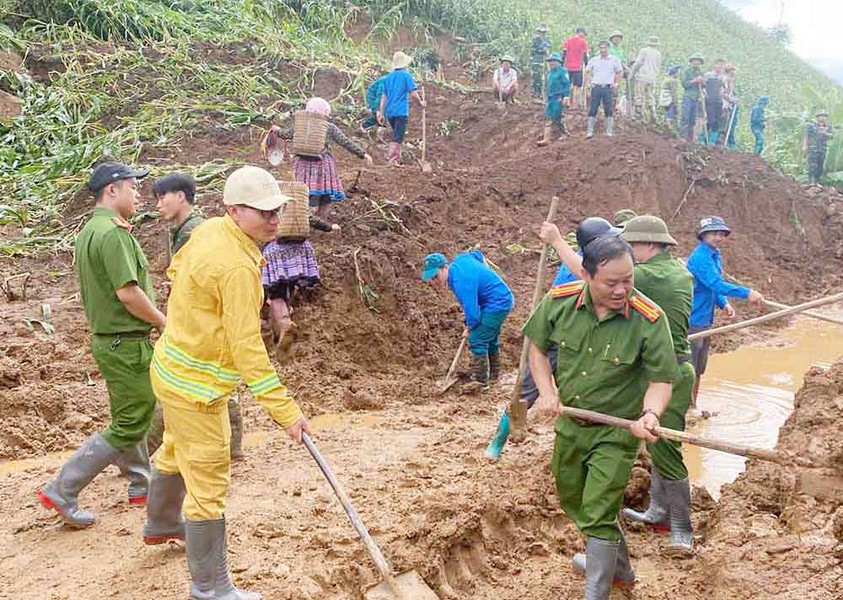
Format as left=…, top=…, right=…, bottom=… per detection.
left=302, top=433, right=402, bottom=593
left=558, top=406, right=786, bottom=464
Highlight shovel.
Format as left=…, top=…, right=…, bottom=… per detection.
left=420, top=86, right=432, bottom=173
left=438, top=328, right=468, bottom=394
left=302, top=433, right=439, bottom=600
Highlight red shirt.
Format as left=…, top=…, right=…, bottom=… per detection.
left=563, top=36, right=589, bottom=71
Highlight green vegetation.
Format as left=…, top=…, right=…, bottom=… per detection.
left=0, top=0, right=840, bottom=256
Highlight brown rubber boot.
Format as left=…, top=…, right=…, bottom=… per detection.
left=536, top=124, right=553, bottom=146
left=488, top=352, right=501, bottom=382
left=463, top=353, right=490, bottom=392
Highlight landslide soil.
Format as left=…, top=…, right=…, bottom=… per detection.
left=2, top=79, right=843, bottom=598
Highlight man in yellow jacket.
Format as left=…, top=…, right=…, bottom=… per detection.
left=143, top=165, right=309, bottom=600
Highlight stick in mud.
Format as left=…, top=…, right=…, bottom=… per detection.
left=508, top=196, right=560, bottom=441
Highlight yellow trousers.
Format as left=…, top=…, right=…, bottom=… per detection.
left=151, top=370, right=232, bottom=520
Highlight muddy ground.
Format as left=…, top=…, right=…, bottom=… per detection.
left=2, top=60, right=843, bottom=598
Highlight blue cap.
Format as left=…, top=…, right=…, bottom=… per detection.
left=421, top=253, right=448, bottom=281
left=668, top=65, right=681, bottom=75
left=547, top=52, right=563, bottom=63
left=759, top=96, right=769, bottom=105
left=697, top=215, right=731, bottom=239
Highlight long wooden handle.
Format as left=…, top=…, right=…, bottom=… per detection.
left=764, top=299, right=843, bottom=326
left=558, top=406, right=786, bottom=464
left=443, top=329, right=468, bottom=382
left=303, top=433, right=402, bottom=593
left=420, top=86, right=427, bottom=163
left=509, top=196, right=560, bottom=435
left=688, top=291, right=843, bottom=341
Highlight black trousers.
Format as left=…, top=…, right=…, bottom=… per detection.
left=589, top=85, right=614, bottom=117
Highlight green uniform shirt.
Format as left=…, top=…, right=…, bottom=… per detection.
left=632, top=251, right=693, bottom=358
left=170, top=212, right=204, bottom=257
left=522, top=282, right=678, bottom=419
left=75, top=206, right=155, bottom=335
left=681, top=66, right=703, bottom=100
left=608, top=44, right=625, bottom=64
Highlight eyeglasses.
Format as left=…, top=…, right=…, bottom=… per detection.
left=237, top=205, right=282, bottom=219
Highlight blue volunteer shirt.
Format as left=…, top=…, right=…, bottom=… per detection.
left=686, top=241, right=750, bottom=327
left=382, top=69, right=417, bottom=119
left=448, top=250, right=515, bottom=330
left=366, top=76, right=387, bottom=112
left=552, top=250, right=582, bottom=286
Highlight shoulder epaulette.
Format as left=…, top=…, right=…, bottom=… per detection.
left=111, top=216, right=133, bottom=232
left=629, top=294, right=662, bottom=323
left=550, top=280, right=585, bottom=299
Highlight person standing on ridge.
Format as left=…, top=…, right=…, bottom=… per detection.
left=378, top=51, right=426, bottom=166
left=147, top=172, right=245, bottom=461
left=703, top=58, right=727, bottom=145
left=804, top=109, right=834, bottom=184
left=537, top=53, right=572, bottom=146
left=661, top=66, right=681, bottom=131
left=679, top=54, right=705, bottom=142
left=531, top=23, right=552, bottom=99
left=562, top=27, right=590, bottom=110
left=37, top=161, right=164, bottom=528
left=584, top=41, right=622, bottom=139
left=607, top=31, right=629, bottom=115
left=722, top=63, right=739, bottom=149
left=750, top=96, right=769, bottom=155
left=629, top=36, right=662, bottom=125
left=422, top=250, right=514, bottom=390
left=686, top=216, right=764, bottom=406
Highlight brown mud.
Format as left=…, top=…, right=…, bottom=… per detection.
left=2, top=46, right=843, bottom=599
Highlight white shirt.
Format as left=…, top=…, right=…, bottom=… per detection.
left=493, top=67, right=518, bottom=90
left=585, top=55, right=622, bottom=86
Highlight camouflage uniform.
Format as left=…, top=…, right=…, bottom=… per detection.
left=806, top=120, right=834, bottom=184
left=531, top=34, right=551, bottom=97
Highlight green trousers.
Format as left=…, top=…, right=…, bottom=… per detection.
left=648, top=361, right=695, bottom=481
left=91, top=335, right=156, bottom=450
left=552, top=417, right=638, bottom=540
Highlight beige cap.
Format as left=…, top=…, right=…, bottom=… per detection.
left=392, top=51, right=413, bottom=70
left=223, top=166, right=290, bottom=211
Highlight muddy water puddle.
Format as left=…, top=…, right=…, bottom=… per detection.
left=686, top=314, right=842, bottom=497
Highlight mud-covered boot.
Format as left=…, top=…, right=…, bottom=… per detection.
left=606, top=116, right=615, bottom=137
left=36, top=432, right=120, bottom=528
left=115, top=440, right=151, bottom=505
left=572, top=534, right=636, bottom=589
left=488, top=352, right=501, bottom=382
left=146, top=402, right=165, bottom=456
left=466, top=352, right=490, bottom=390
left=536, top=124, right=553, bottom=146
left=187, top=517, right=262, bottom=600
left=143, top=469, right=187, bottom=545
left=584, top=536, right=620, bottom=600
left=484, top=412, right=510, bottom=461
left=622, top=469, right=669, bottom=531
left=586, top=117, right=596, bottom=139
left=664, top=477, right=694, bottom=556
left=228, top=397, right=244, bottom=461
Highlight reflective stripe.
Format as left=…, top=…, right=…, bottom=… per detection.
left=162, top=337, right=239, bottom=383
left=152, top=355, right=227, bottom=402
left=248, top=372, right=281, bottom=396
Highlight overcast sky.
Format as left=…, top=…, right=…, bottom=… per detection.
left=720, top=0, right=843, bottom=85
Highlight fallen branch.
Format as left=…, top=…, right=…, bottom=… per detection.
left=352, top=247, right=379, bottom=313
left=671, top=179, right=697, bottom=220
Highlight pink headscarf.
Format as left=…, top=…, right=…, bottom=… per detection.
left=305, top=97, right=331, bottom=116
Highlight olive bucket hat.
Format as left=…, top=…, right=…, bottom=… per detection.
left=621, top=215, right=677, bottom=245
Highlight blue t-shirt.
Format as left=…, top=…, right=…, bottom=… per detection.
left=382, top=69, right=417, bottom=119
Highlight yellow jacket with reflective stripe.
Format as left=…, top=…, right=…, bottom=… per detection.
left=152, top=215, right=302, bottom=427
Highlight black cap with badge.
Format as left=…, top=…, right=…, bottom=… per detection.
left=88, top=161, right=150, bottom=193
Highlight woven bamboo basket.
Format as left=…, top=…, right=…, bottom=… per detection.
left=277, top=181, right=310, bottom=239
left=291, top=110, right=328, bottom=157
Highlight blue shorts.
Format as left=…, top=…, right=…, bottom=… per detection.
left=388, top=116, right=408, bottom=142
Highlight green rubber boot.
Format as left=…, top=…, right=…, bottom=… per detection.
left=484, top=412, right=510, bottom=461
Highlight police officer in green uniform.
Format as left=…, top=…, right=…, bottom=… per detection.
left=37, top=161, right=165, bottom=528
left=146, top=172, right=245, bottom=459
left=524, top=234, right=677, bottom=599
left=804, top=109, right=834, bottom=184
left=618, top=216, right=696, bottom=555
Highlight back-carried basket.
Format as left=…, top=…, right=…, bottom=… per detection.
left=291, top=110, right=328, bottom=157
left=277, top=180, right=311, bottom=239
